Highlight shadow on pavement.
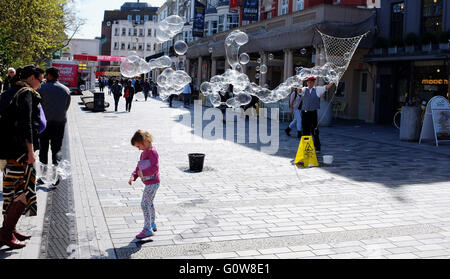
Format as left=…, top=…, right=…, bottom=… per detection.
left=166, top=100, right=450, bottom=189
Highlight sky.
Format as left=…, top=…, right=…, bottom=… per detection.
left=72, top=0, right=165, bottom=40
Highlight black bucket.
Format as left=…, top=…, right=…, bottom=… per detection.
left=188, top=153, right=205, bottom=172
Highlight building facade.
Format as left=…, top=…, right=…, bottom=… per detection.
left=364, top=0, right=450, bottom=125
left=101, top=2, right=159, bottom=77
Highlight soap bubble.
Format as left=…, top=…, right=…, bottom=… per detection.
left=80, top=85, right=85, bottom=91
left=239, top=53, right=250, bottom=64
left=257, top=58, right=262, bottom=64
left=174, top=40, right=188, bottom=55
left=255, top=73, right=260, bottom=79
left=256, top=66, right=260, bottom=72
left=156, top=15, right=184, bottom=43
left=260, top=64, right=267, bottom=74
left=301, top=48, right=307, bottom=55
left=268, top=53, right=274, bottom=60
left=208, top=47, right=213, bottom=53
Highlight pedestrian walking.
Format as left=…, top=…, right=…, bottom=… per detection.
left=0, top=65, right=45, bottom=249
left=37, top=67, right=71, bottom=170
left=124, top=80, right=135, bottom=112
left=99, top=77, right=105, bottom=92
left=285, top=86, right=303, bottom=138
left=128, top=129, right=160, bottom=239
left=143, top=79, right=150, bottom=101
left=107, top=78, right=113, bottom=95
left=182, top=82, right=192, bottom=107
left=300, top=77, right=334, bottom=152
left=111, top=79, right=122, bottom=112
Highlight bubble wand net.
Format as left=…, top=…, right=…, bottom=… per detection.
left=315, top=30, right=369, bottom=128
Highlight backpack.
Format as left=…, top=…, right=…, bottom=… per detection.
left=0, top=87, right=29, bottom=119
left=289, top=90, right=303, bottom=110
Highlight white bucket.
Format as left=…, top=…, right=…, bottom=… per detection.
left=323, top=155, right=334, bottom=165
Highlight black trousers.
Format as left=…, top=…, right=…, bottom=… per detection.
left=301, top=110, right=321, bottom=151
left=125, top=97, right=133, bottom=111
left=114, top=96, right=120, bottom=111
left=39, top=121, right=66, bottom=165
left=168, top=95, right=175, bottom=107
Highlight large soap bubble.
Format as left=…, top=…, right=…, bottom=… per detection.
left=174, top=40, right=188, bottom=55
left=239, top=53, right=250, bottom=65
left=156, top=15, right=184, bottom=43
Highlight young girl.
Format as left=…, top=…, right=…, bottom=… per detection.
left=129, top=129, right=160, bottom=239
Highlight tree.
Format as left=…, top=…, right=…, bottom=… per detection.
left=0, top=0, right=83, bottom=75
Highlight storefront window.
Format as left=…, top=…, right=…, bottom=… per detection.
left=422, top=0, right=443, bottom=34
left=414, top=61, right=448, bottom=102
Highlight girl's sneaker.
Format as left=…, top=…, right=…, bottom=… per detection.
left=135, top=228, right=153, bottom=239
left=151, top=223, right=157, bottom=232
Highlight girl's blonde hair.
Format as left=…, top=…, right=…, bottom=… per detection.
left=131, top=129, right=153, bottom=146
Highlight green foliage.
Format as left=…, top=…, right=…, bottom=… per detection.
left=0, top=0, right=72, bottom=75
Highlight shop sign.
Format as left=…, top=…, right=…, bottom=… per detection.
left=242, top=0, right=259, bottom=21
left=421, top=79, right=449, bottom=85
left=193, top=1, right=206, bottom=38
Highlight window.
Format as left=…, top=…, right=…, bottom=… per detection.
left=280, top=0, right=289, bottom=15
left=422, top=0, right=443, bottom=34
left=227, top=14, right=239, bottom=29
left=136, top=15, right=141, bottom=23
left=296, top=0, right=304, bottom=11
left=121, top=43, right=125, bottom=50
left=153, top=44, right=157, bottom=51
left=138, top=43, right=143, bottom=51
left=147, top=43, right=151, bottom=51
left=144, top=15, right=149, bottom=22
left=212, top=21, right=218, bottom=34
left=128, top=28, right=132, bottom=36
left=127, top=43, right=131, bottom=50
left=132, top=43, right=136, bottom=50
left=153, top=15, right=157, bottom=22
left=122, top=28, right=126, bottom=36
left=139, top=28, right=144, bottom=37
left=114, top=42, right=119, bottom=50
left=128, top=15, right=132, bottom=21
left=218, top=16, right=224, bottom=33
left=133, top=28, right=137, bottom=36
left=391, top=2, right=405, bottom=41
left=114, top=28, right=119, bottom=36
left=148, top=29, right=152, bottom=36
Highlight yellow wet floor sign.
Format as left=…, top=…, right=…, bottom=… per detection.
left=294, top=136, right=318, bottom=167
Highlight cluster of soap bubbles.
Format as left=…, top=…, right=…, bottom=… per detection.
left=200, top=30, right=345, bottom=108
left=119, top=14, right=193, bottom=100
left=36, top=160, right=72, bottom=186
left=157, top=68, right=192, bottom=100
left=156, top=15, right=184, bottom=43
left=120, top=53, right=173, bottom=78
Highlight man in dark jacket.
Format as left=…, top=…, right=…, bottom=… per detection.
left=37, top=67, right=71, bottom=167
left=111, top=79, right=122, bottom=112
left=124, top=80, right=135, bottom=112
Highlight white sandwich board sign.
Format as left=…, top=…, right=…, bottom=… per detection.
left=419, top=96, right=450, bottom=146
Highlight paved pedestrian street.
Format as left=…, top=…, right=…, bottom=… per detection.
left=1, top=93, right=450, bottom=259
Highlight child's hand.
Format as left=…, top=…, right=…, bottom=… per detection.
left=138, top=170, right=143, bottom=178
left=128, top=177, right=134, bottom=185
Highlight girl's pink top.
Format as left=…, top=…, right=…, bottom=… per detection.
left=132, top=147, right=160, bottom=185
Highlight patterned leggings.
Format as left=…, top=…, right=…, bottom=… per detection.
left=141, top=183, right=159, bottom=230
